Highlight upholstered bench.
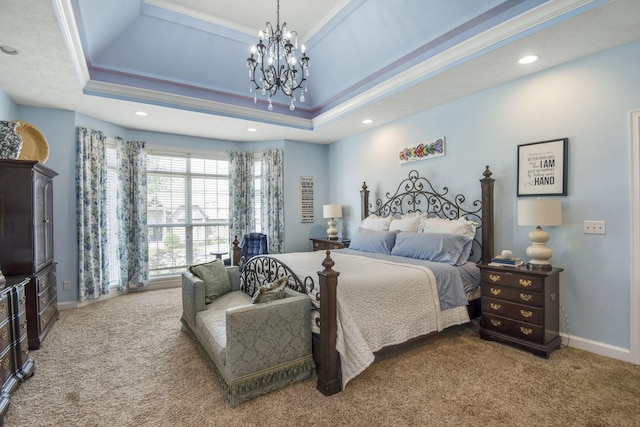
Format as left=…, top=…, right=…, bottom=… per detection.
left=181, top=264, right=314, bottom=407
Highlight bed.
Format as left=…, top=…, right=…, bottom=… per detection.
left=239, top=166, right=495, bottom=396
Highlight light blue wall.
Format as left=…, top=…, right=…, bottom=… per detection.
left=0, top=88, right=18, bottom=119
left=328, top=39, right=640, bottom=350
left=6, top=111, right=328, bottom=303
left=283, top=139, right=330, bottom=252
left=16, top=106, right=78, bottom=302
left=6, top=39, right=637, bottom=351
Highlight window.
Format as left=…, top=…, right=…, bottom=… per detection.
left=254, top=159, right=262, bottom=233
left=104, top=149, right=263, bottom=281
left=105, top=144, right=119, bottom=286
left=146, top=153, right=230, bottom=276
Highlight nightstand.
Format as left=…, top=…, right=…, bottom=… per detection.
left=310, top=238, right=350, bottom=251
left=478, top=264, right=563, bottom=358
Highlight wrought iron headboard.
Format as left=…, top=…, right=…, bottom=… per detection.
left=360, top=166, right=495, bottom=263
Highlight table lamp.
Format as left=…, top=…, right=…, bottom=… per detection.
left=323, top=204, right=342, bottom=240
left=517, top=198, right=562, bottom=270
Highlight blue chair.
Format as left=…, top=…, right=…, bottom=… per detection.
left=224, top=233, right=268, bottom=267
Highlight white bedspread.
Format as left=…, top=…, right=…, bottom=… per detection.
left=269, top=251, right=470, bottom=388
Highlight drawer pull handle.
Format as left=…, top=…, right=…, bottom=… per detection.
left=520, top=310, right=533, bottom=318
left=520, top=327, right=533, bottom=336
left=550, top=293, right=557, bottom=301
left=520, top=293, right=533, bottom=302
left=489, top=274, right=500, bottom=282
left=41, top=297, right=48, bottom=306
left=41, top=318, right=47, bottom=326
left=0, top=303, right=5, bottom=312
left=490, top=303, right=501, bottom=311
left=20, top=320, right=27, bottom=331
left=490, top=319, right=502, bottom=327
left=0, top=330, right=7, bottom=341
left=490, top=288, right=501, bottom=296
left=1, top=358, right=9, bottom=370
left=519, top=279, right=532, bottom=288
left=19, top=296, right=26, bottom=305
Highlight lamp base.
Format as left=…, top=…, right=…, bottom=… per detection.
left=326, top=218, right=338, bottom=240
left=526, top=262, right=553, bottom=271
left=525, top=226, right=554, bottom=269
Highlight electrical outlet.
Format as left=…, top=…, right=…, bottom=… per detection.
left=584, top=220, right=606, bottom=234
left=63, top=280, right=71, bottom=290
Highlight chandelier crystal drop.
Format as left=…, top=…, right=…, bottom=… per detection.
left=246, top=0, right=310, bottom=111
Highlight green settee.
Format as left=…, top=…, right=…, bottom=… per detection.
left=181, top=266, right=314, bottom=407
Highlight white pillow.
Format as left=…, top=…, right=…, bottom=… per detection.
left=361, top=214, right=392, bottom=231
left=388, top=215, right=422, bottom=232
left=420, top=217, right=478, bottom=240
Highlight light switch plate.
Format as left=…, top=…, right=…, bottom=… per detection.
left=584, top=220, right=605, bottom=234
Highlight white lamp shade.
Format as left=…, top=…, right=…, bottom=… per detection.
left=323, top=204, right=342, bottom=219
left=517, top=199, right=562, bottom=226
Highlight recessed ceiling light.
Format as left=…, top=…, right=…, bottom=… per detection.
left=247, top=128, right=257, bottom=132
left=0, top=45, right=19, bottom=55
left=362, top=119, right=373, bottom=124
left=518, top=54, right=539, bottom=65
left=135, top=111, right=148, bottom=116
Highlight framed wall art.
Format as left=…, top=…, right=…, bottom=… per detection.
left=299, top=176, right=314, bottom=222
left=517, top=138, right=568, bottom=196
left=399, top=136, right=445, bottom=163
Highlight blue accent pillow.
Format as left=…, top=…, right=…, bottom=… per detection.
left=391, top=232, right=472, bottom=265
left=349, top=229, right=398, bottom=255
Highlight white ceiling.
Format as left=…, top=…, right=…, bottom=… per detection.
left=1, top=0, right=640, bottom=144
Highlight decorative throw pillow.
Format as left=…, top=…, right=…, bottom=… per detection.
left=388, top=215, right=422, bottom=232
left=360, top=214, right=392, bottom=231
left=252, top=276, right=288, bottom=304
left=349, top=229, right=398, bottom=255
left=189, top=260, right=231, bottom=304
left=391, top=231, right=472, bottom=265
left=420, top=217, right=478, bottom=240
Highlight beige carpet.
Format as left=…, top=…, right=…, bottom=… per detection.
left=4, top=287, right=640, bottom=427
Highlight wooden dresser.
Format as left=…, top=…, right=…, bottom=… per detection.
left=0, top=160, right=59, bottom=350
left=478, top=264, right=563, bottom=358
left=0, top=277, right=34, bottom=425
left=310, top=238, right=350, bottom=251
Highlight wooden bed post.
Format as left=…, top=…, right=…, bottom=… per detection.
left=360, top=182, right=369, bottom=220
left=231, top=235, right=241, bottom=266
left=480, top=166, right=495, bottom=265
left=316, top=251, right=341, bottom=396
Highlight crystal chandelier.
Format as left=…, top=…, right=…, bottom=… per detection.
left=246, top=0, right=310, bottom=111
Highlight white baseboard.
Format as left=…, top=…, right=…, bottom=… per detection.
left=561, top=332, right=632, bottom=363
left=58, top=276, right=181, bottom=311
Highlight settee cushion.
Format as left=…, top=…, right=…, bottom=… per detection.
left=252, top=276, right=288, bottom=304
left=195, top=291, right=252, bottom=366
left=189, top=260, right=231, bottom=304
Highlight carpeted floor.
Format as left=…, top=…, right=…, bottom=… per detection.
left=4, top=287, right=640, bottom=426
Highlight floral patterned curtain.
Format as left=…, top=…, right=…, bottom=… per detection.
left=76, top=128, right=148, bottom=300
left=76, top=127, right=109, bottom=301
left=115, top=138, right=148, bottom=290
left=229, top=151, right=255, bottom=246
left=261, top=149, right=284, bottom=254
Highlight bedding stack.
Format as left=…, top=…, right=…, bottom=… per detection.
left=353, top=213, right=478, bottom=266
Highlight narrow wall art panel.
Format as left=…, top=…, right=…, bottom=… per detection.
left=399, top=136, right=445, bottom=163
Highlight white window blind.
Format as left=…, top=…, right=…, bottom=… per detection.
left=146, top=153, right=230, bottom=276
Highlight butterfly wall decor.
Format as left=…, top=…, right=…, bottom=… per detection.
left=399, top=136, right=446, bottom=163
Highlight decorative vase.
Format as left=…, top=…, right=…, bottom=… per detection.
left=0, top=121, right=23, bottom=159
